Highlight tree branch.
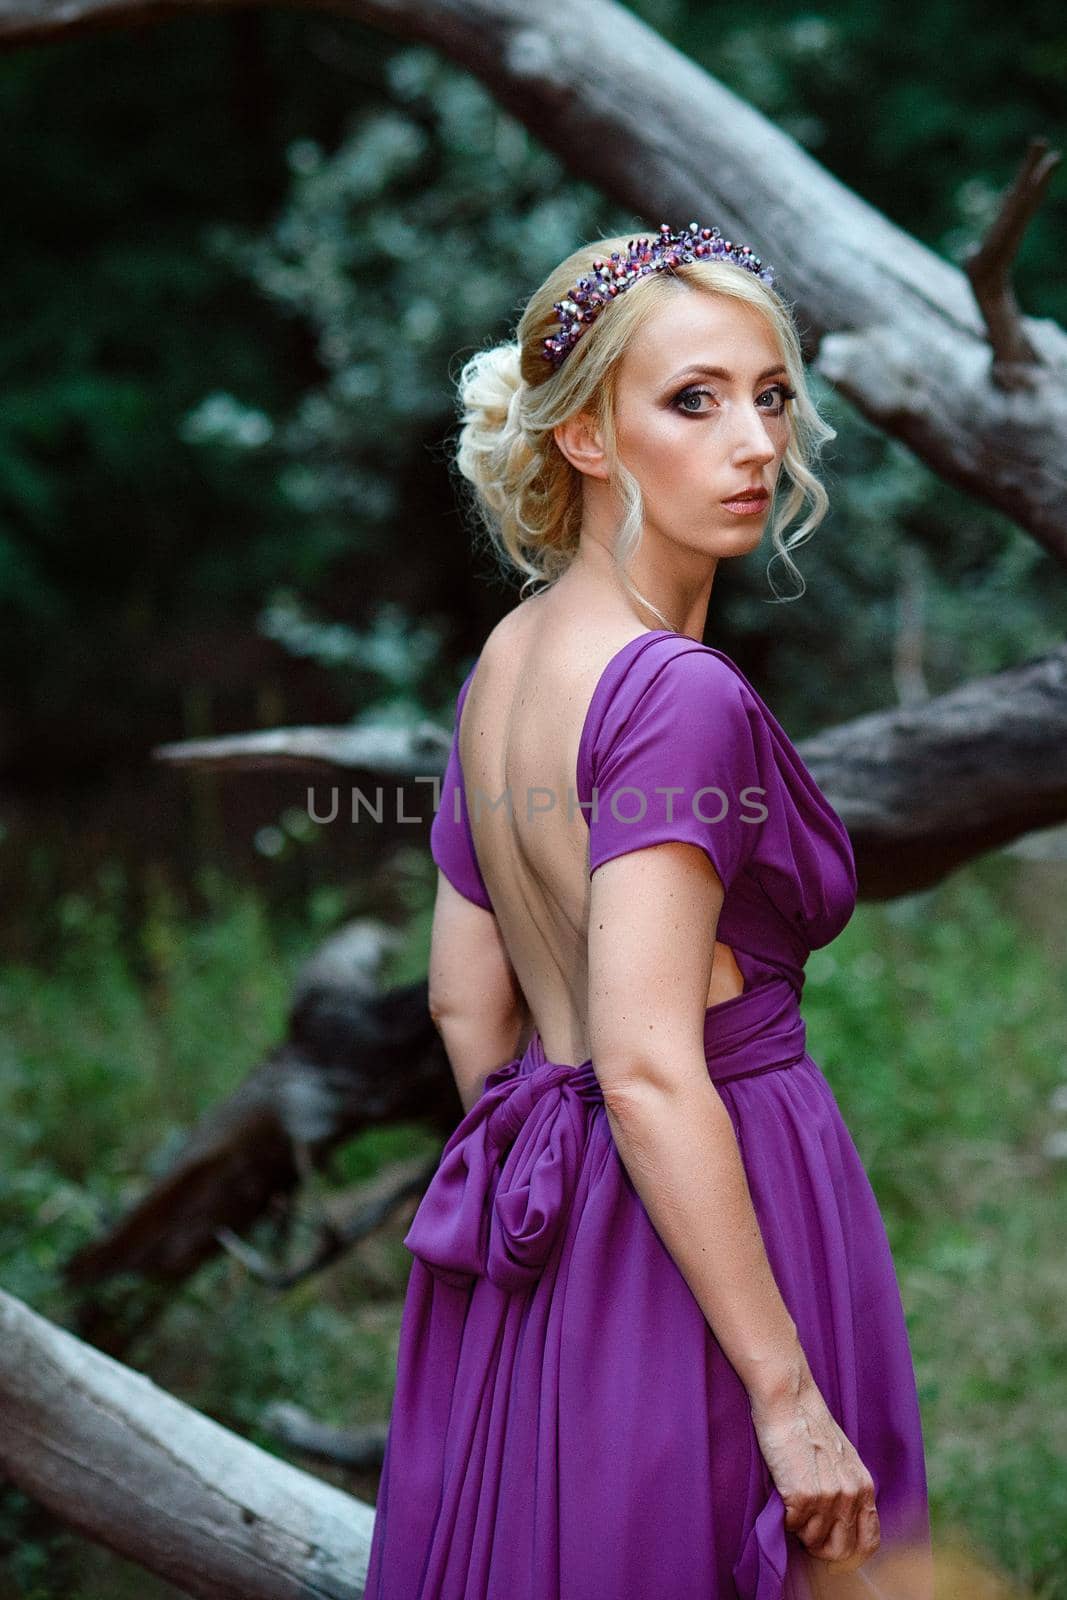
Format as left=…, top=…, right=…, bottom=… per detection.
left=263, top=1402, right=389, bottom=1471
left=798, top=642, right=1067, bottom=898
left=156, top=642, right=1067, bottom=900
left=964, top=137, right=1064, bottom=390
left=63, top=926, right=461, bottom=1350
left=1, top=0, right=1065, bottom=563
left=0, top=1286, right=374, bottom=1600
left=153, top=718, right=450, bottom=777
left=216, top=1153, right=438, bottom=1289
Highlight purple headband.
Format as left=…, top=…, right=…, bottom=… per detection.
left=541, top=221, right=775, bottom=372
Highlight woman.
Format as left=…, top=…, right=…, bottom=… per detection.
left=365, top=224, right=932, bottom=1600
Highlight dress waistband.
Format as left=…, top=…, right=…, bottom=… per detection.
left=404, top=979, right=807, bottom=1293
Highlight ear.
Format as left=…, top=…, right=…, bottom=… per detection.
left=553, top=410, right=610, bottom=481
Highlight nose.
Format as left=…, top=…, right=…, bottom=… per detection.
left=729, top=402, right=779, bottom=467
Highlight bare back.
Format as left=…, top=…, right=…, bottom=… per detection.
left=457, top=598, right=745, bottom=1067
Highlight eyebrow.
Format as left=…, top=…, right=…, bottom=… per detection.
left=665, top=362, right=788, bottom=385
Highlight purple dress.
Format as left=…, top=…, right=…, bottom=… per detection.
left=365, top=631, right=932, bottom=1600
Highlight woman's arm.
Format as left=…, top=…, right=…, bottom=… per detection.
left=587, top=839, right=808, bottom=1404
left=590, top=854, right=880, bottom=1576
left=428, top=872, right=530, bottom=1116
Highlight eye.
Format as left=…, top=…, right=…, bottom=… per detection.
left=673, top=386, right=716, bottom=414
left=672, top=381, right=797, bottom=417
left=758, top=382, right=797, bottom=413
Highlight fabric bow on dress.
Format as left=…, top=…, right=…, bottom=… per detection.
left=403, top=1053, right=605, bottom=1293
left=403, top=1044, right=797, bottom=1600
left=406, top=982, right=809, bottom=1296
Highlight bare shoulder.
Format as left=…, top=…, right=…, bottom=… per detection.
left=478, top=595, right=546, bottom=667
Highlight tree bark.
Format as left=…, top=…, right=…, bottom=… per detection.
left=0, top=1287, right=374, bottom=1600
left=156, top=640, right=1067, bottom=899
left=789, top=641, right=1067, bottom=897
left=73, top=641, right=1067, bottom=1323
left=63, top=925, right=461, bottom=1347
left=1, top=0, right=1064, bottom=562
left=1, top=5, right=1063, bottom=1581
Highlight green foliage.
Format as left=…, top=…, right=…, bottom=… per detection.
left=199, top=46, right=614, bottom=581
left=2, top=2, right=1065, bottom=769
left=802, top=857, right=1067, bottom=1588
left=257, top=591, right=450, bottom=718
left=193, top=20, right=1066, bottom=729
left=2, top=852, right=1066, bottom=1594
left=2, top=11, right=1066, bottom=1591
left=0, top=863, right=439, bottom=1596
left=0, top=17, right=352, bottom=770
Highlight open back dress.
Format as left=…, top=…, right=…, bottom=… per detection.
left=364, top=630, right=932, bottom=1600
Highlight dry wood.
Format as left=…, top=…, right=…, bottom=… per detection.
left=63, top=923, right=461, bottom=1347
left=964, top=137, right=1063, bottom=388
left=790, top=641, right=1067, bottom=898
left=156, top=640, right=1067, bottom=901
left=263, top=1402, right=389, bottom=1470
left=1, top=0, right=1064, bottom=561
left=0, top=1287, right=374, bottom=1600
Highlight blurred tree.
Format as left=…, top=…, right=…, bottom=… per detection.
left=0, top=5, right=1065, bottom=1594
left=1, top=0, right=1063, bottom=788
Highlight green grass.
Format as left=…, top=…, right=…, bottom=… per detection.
left=802, top=855, right=1067, bottom=1594
left=0, top=852, right=1064, bottom=1596
left=0, top=860, right=439, bottom=1599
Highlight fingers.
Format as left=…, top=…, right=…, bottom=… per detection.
left=787, top=1488, right=880, bottom=1569
left=787, top=1497, right=841, bottom=1549
left=811, top=1502, right=881, bottom=1572
left=786, top=1486, right=855, bottom=1549
left=765, top=1407, right=881, bottom=1572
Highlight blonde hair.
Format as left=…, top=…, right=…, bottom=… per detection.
left=452, top=231, right=836, bottom=617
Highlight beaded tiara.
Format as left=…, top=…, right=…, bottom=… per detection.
left=541, top=221, right=775, bottom=371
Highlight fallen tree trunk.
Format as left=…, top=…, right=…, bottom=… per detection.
left=0, top=1287, right=375, bottom=1600
left=0, top=0, right=1064, bottom=562
left=60, top=640, right=1067, bottom=1328
left=786, top=640, right=1067, bottom=898
left=155, top=641, right=1067, bottom=900
left=63, top=922, right=461, bottom=1349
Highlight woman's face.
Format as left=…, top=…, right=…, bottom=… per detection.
left=608, top=288, right=792, bottom=555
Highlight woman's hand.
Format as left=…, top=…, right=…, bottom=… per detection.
left=750, top=1376, right=880, bottom=1573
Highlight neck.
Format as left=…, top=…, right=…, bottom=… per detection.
left=565, top=486, right=716, bottom=640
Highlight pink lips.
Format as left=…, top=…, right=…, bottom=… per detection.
left=721, top=489, right=769, bottom=515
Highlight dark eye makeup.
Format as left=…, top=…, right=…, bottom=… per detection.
left=672, top=381, right=797, bottom=416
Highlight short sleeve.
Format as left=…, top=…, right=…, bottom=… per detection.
left=429, top=670, right=494, bottom=912
left=586, top=648, right=766, bottom=896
